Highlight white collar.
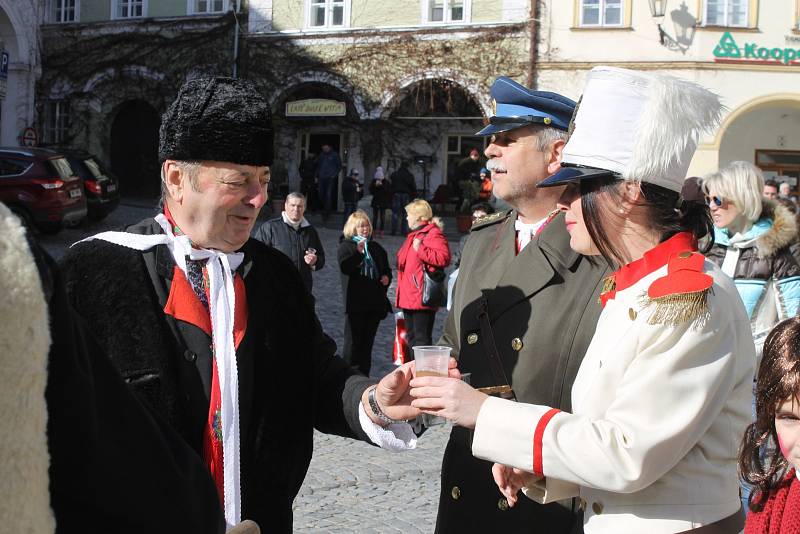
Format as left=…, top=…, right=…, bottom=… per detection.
left=281, top=211, right=310, bottom=229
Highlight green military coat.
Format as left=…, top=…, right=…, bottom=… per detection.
left=435, top=210, right=609, bottom=534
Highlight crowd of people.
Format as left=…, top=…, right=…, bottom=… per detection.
left=6, top=67, right=800, bottom=534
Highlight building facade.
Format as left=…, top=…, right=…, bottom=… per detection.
left=0, top=0, right=40, bottom=147
left=38, top=0, right=238, bottom=196
left=535, top=0, right=800, bottom=188
left=245, top=0, right=531, bottom=201
left=37, top=0, right=532, bottom=200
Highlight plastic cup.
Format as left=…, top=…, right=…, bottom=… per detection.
left=413, top=345, right=451, bottom=378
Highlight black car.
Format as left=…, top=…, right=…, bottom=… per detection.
left=62, top=151, right=120, bottom=220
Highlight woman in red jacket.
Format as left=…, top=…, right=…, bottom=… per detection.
left=396, top=199, right=451, bottom=353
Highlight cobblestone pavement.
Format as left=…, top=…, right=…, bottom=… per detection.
left=37, top=199, right=461, bottom=533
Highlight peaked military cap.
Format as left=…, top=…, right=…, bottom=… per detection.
left=159, top=77, right=274, bottom=166
left=476, top=76, right=576, bottom=137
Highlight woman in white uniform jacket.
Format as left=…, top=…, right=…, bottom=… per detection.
left=409, top=67, right=755, bottom=533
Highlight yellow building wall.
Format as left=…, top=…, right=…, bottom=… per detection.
left=270, top=0, right=511, bottom=30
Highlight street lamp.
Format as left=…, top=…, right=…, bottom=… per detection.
left=648, top=0, right=667, bottom=18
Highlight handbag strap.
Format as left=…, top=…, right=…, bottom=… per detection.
left=476, top=297, right=516, bottom=401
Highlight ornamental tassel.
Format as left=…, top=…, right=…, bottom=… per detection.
left=640, top=287, right=712, bottom=328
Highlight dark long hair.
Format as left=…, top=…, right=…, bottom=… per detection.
left=739, top=317, right=800, bottom=511
left=580, top=177, right=714, bottom=268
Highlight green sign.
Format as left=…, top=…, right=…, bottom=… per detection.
left=714, top=32, right=800, bottom=65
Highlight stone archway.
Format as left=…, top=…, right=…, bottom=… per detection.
left=110, top=100, right=161, bottom=198
left=717, top=95, right=800, bottom=167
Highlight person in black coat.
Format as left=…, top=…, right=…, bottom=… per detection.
left=253, top=192, right=325, bottom=293
left=369, top=166, right=392, bottom=236
left=0, top=202, right=227, bottom=534
left=59, top=77, right=430, bottom=532
left=341, top=169, right=363, bottom=221
left=338, top=210, right=392, bottom=376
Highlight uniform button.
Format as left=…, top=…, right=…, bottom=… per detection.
left=511, top=338, right=523, bottom=351
left=184, top=349, right=197, bottom=362
left=592, top=501, right=604, bottom=515
left=628, top=308, right=637, bottom=321
left=467, top=333, right=479, bottom=345
left=451, top=486, right=461, bottom=500
left=498, top=498, right=509, bottom=511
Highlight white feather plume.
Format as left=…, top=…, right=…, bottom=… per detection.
left=625, top=72, right=725, bottom=183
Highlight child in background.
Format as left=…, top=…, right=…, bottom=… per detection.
left=740, top=316, right=800, bottom=533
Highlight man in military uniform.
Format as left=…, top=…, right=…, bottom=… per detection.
left=434, top=77, right=609, bottom=533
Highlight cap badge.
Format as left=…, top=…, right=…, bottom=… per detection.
left=491, top=98, right=497, bottom=116
left=543, top=117, right=552, bottom=125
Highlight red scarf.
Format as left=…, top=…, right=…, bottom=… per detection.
left=745, top=471, right=800, bottom=534
left=162, top=206, right=248, bottom=505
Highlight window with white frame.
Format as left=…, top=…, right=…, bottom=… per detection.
left=704, top=0, right=749, bottom=27
left=115, top=0, right=145, bottom=19
left=192, top=0, right=228, bottom=15
left=579, top=0, right=623, bottom=27
left=51, top=0, right=78, bottom=23
left=424, top=0, right=469, bottom=24
left=44, top=101, right=71, bottom=145
left=307, top=0, right=349, bottom=29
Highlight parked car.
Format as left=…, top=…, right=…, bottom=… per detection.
left=61, top=150, right=120, bottom=220
left=0, top=147, right=87, bottom=234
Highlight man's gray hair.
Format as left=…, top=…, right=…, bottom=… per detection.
left=531, top=125, right=569, bottom=152
left=286, top=191, right=306, bottom=203
left=159, top=160, right=202, bottom=209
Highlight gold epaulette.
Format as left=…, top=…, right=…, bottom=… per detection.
left=639, top=251, right=713, bottom=327
left=471, top=210, right=511, bottom=230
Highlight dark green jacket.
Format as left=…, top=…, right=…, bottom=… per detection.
left=436, top=210, right=608, bottom=534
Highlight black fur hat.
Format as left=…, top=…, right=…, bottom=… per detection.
left=159, top=77, right=274, bottom=166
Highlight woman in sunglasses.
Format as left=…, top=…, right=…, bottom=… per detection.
left=410, top=67, right=755, bottom=533
left=701, top=161, right=800, bottom=354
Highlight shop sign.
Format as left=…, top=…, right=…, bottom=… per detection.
left=285, top=99, right=346, bottom=117
left=0, top=51, right=8, bottom=99
left=714, top=32, right=800, bottom=66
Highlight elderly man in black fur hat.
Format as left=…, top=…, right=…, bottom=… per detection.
left=60, top=77, right=453, bottom=532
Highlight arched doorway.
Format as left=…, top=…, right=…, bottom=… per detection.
left=110, top=100, right=160, bottom=198
left=384, top=78, right=485, bottom=199
left=275, top=82, right=357, bottom=211
left=718, top=96, right=800, bottom=192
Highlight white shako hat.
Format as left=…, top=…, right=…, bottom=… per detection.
left=539, top=66, right=724, bottom=193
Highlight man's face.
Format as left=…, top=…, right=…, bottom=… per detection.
left=469, top=149, right=480, bottom=161
left=764, top=184, right=778, bottom=200
left=471, top=209, right=488, bottom=222
left=322, top=144, right=331, bottom=153
left=167, top=160, right=269, bottom=252
left=285, top=197, right=306, bottom=222
left=484, top=126, right=557, bottom=206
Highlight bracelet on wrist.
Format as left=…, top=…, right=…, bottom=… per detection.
left=367, top=385, right=405, bottom=425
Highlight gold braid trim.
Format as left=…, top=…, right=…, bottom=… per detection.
left=639, top=288, right=712, bottom=328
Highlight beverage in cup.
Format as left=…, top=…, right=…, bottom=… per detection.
left=413, top=345, right=451, bottom=377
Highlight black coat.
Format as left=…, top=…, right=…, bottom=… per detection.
left=390, top=167, right=417, bottom=196
left=369, top=179, right=392, bottom=208
left=342, top=177, right=363, bottom=203
left=253, top=217, right=325, bottom=292
left=60, top=218, right=374, bottom=533
left=338, top=238, right=392, bottom=316
left=23, top=234, right=224, bottom=534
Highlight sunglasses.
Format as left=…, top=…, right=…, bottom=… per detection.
left=704, top=195, right=724, bottom=208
